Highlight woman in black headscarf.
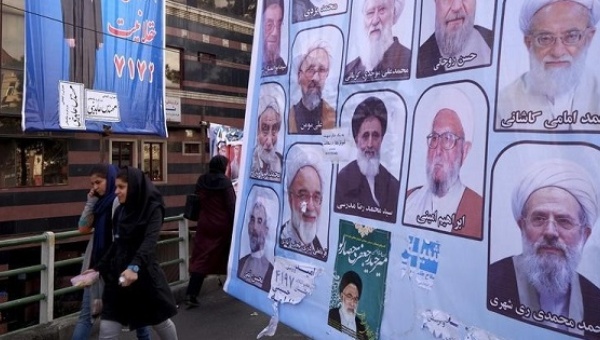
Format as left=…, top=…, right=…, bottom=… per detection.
left=185, top=155, right=236, bottom=307
left=89, top=166, right=178, bottom=339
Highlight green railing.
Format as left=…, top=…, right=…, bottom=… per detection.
left=0, top=214, right=190, bottom=333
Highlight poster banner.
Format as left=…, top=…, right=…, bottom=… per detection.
left=22, top=0, right=167, bottom=137
left=225, top=0, right=600, bottom=339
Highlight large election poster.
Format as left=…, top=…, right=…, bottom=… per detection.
left=22, top=0, right=167, bottom=137
left=225, top=0, right=600, bottom=339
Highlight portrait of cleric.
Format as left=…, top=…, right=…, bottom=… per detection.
left=343, top=0, right=413, bottom=83
left=334, top=91, right=405, bottom=223
left=250, top=83, right=285, bottom=182
left=292, top=0, right=348, bottom=24
left=61, top=0, right=103, bottom=89
left=289, top=27, right=342, bottom=135
left=496, top=0, right=600, bottom=132
left=261, top=0, right=288, bottom=77
left=237, top=186, right=278, bottom=293
left=279, top=144, right=331, bottom=261
left=416, top=0, right=494, bottom=78
left=488, top=145, right=600, bottom=337
left=404, top=83, right=486, bottom=239
left=328, top=271, right=368, bottom=340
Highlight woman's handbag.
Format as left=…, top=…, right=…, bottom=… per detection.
left=184, top=194, right=200, bottom=221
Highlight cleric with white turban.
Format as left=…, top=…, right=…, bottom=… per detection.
left=512, top=159, right=600, bottom=227
left=520, top=0, right=600, bottom=33
left=489, top=158, right=600, bottom=337
left=280, top=145, right=327, bottom=260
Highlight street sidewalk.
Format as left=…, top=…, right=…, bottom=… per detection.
left=3, top=276, right=309, bottom=340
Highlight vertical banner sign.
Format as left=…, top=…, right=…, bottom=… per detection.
left=23, top=0, right=167, bottom=137
left=225, top=0, right=600, bottom=339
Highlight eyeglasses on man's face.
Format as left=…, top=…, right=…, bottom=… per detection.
left=300, top=66, right=329, bottom=78
left=426, top=132, right=463, bottom=150
left=291, top=190, right=323, bottom=205
left=525, top=213, right=581, bottom=231
left=342, top=292, right=359, bottom=304
left=529, top=28, right=591, bottom=48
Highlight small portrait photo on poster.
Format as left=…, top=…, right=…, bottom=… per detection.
left=488, top=143, right=600, bottom=338
left=289, top=26, right=342, bottom=135
left=250, top=83, right=286, bottom=182
left=404, top=81, right=487, bottom=240
left=333, top=91, right=406, bottom=224
left=328, top=219, right=390, bottom=340
left=343, top=0, right=414, bottom=84
left=496, top=0, right=600, bottom=132
left=328, top=270, right=368, bottom=340
left=292, top=0, right=348, bottom=24
left=279, top=144, right=331, bottom=261
left=261, top=0, right=289, bottom=77
left=237, top=186, right=279, bottom=293
left=416, top=0, right=495, bottom=78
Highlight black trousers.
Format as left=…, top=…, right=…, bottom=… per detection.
left=186, top=273, right=206, bottom=297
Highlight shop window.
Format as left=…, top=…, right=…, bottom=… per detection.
left=165, top=47, right=181, bottom=89
left=142, top=141, right=165, bottom=181
left=0, top=138, right=68, bottom=188
left=110, top=140, right=136, bottom=167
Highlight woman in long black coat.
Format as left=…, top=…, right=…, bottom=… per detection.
left=185, top=155, right=236, bottom=306
left=92, top=166, right=178, bottom=339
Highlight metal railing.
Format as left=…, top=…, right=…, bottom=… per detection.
left=0, top=214, right=190, bottom=333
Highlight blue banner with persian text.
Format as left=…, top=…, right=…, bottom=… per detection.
left=23, top=0, right=166, bottom=137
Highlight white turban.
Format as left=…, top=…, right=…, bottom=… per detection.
left=293, top=40, right=331, bottom=75
left=520, top=0, right=600, bottom=33
left=248, top=188, right=276, bottom=231
left=257, top=94, right=282, bottom=119
left=511, top=159, right=600, bottom=227
left=362, top=0, right=405, bottom=24
left=426, top=86, right=474, bottom=142
left=285, top=146, right=324, bottom=190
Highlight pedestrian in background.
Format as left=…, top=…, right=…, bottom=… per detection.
left=72, top=164, right=150, bottom=340
left=185, top=155, right=236, bottom=307
left=86, top=166, right=178, bottom=339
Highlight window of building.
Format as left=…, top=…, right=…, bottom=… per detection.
left=165, top=47, right=181, bottom=89
left=110, top=140, right=136, bottom=167
left=0, top=138, right=68, bottom=188
left=1, top=1, right=25, bottom=115
left=183, top=142, right=201, bottom=155
left=198, top=52, right=216, bottom=65
left=142, top=141, right=165, bottom=181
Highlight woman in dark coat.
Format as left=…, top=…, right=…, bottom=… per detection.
left=91, top=166, right=178, bottom=339
left=185, top=155, right=236, bottom=306
left=73, top=164, right=150, bottom=340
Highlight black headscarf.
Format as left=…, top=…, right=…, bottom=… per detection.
left=116, top=166, right=165, bottom=230
left=196, top=155, right=233, bottom=191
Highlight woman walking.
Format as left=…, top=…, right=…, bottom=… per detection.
left=88, top=166, right=178, bottom=339
left=72, top=164, right=150, bottom=340
left=185, top=155, right=236, bottom=307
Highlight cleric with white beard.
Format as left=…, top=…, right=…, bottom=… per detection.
left=279, top=146, right=327, bottom=260
left=343, top=0, right=411, bottom=83
left=497, top=0, right=600, bottom=131
left=334, top=96, right=400, bottom=223
left=250, top=94, right=283, bottom=181
left=488, top=159, right=600, bottom=337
